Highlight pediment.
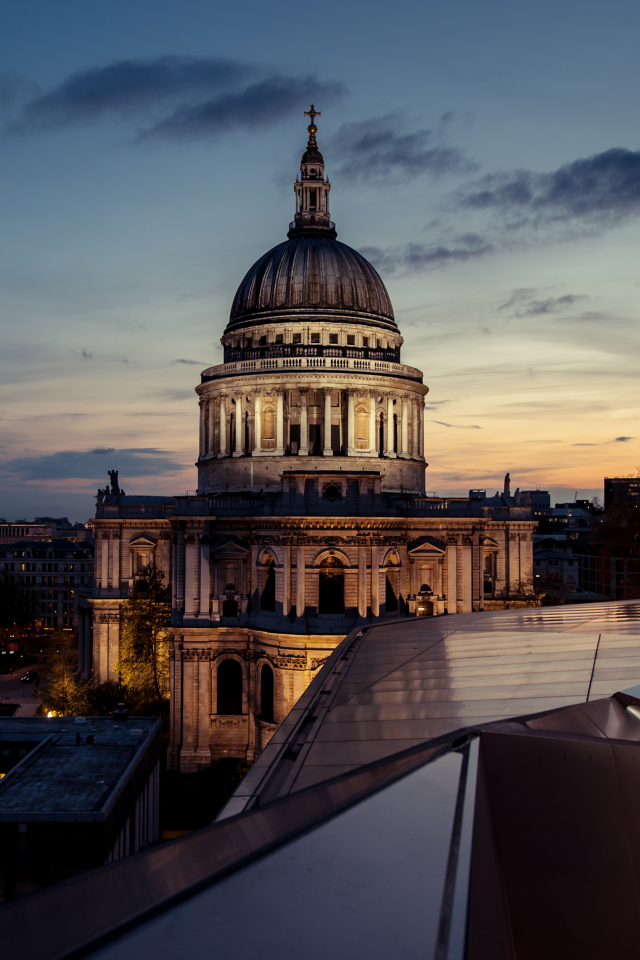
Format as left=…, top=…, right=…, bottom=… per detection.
left=129, top=537, right=156, bottom=548
left=408, top=536, right=446, bottom=556
left=211, top=541, right=250, bottom=558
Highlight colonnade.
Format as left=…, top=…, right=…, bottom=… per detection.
left=199, top=387, right=425, bottom=460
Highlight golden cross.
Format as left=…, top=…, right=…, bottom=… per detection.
left=304, top=105, right=321, bottom=123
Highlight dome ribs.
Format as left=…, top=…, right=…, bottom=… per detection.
left=226, top=235, right=396, bottom=329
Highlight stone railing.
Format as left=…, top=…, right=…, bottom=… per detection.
left=204, top=357, right=423, bottom=382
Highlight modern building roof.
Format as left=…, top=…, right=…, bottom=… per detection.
left=222, top=599, right=640, bottom=811
left=0, top=717, right=161, bottom=822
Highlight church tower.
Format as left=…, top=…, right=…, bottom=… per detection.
left=196, top=109, right=428, bottom=493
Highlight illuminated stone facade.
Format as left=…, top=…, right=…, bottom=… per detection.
left=89, top=114, right=536, bottom=771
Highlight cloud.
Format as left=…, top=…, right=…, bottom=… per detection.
left=362, top=233, right=493, bottom=274
left=0, top=71, right=40, bottom=111
left=173, top=358, right=202, bottom=365
left=144, top=76, right=344, bottom=142
left=7, top=56, right=345, bottom=141
left=459, top=147, right=640, bottom=230
left=431, top=421, right=482, bottom=429
left=329, top=114, right=476, bottom=182
left=498, top=289, right=587, bottom=317
left=615, top=436, right=633, bottom=442
left=3, top=447, right=184, bottom=481
left=81, top=349, right=92, bottom=359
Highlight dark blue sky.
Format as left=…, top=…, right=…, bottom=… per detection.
left=1, top=0, right=639, bottom=519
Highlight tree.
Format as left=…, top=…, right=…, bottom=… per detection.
left=38, top=628, right=92, bottom=716
left=116, top=566, right=171, bottom=702
left=0, top=576, right=35, bottom=641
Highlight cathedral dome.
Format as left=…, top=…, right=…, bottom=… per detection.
left=227, top=235, right=396, bottom=333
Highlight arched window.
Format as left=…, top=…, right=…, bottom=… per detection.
left=261, top=555, right=276, bottom=611
left=386, top=555, right=399, bottom=612
left=260, top=664, right=275, bottom=722
left=318, top=557, right=344, bottom=614
left=217, top=659, right=243, bottom=715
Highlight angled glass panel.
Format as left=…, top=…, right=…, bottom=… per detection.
left=92, top=751, right=464, bottom=960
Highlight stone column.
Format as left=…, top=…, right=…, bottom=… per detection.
left=275, top=390, right=285, bottom=456
left=176, top=531, right=186, bottom=616
left=254, top=392, right=262, bottom=453
left=419, top=400, right=425, bottom=460
left=218, top=395, right=228, bottom=458
left=369, top=390, right=377, bottom=455
left=179, top=651, right=197, bottom=771
left=184, top=536, right=196, bottom=619
left=199, top=400, right=205, bottom=458
left=196, top=652, right=212, bottom=766
left=77, top=612, right=85, bottom=675
left=112, top=532, right=121, bottom=590
left=84, top=610, right=93, bottom=678
left=411, top=399, right=419, bottom=458
left=193, top=534, right=201, bottom=615
left=296, top=545, right=306, bottom=618
left=323, top=388, right=333, bottom=456
left=208, top=398, right=215, bottom=456
left=200, top=539, right=210, bottom=620
left=358, top=546, right=367, bottom=618
left=233, top=394, right=243, bottom=456
left=158, top=535, right=171, bottom=590
left=299, top=388, right=309, bottom=455
left=347, top=390, right=356, bottom=457
left=283, top=545, right=291, bottom=617
left=446, top=544, right=457, bottom=614
left=508, top=533, right=520, bottom=594
left=371, top=545, right=379, bottom=617
left=100, top=533, right=109, bottom=590
left=400, top=396, right=409, bottom=458
left=476, top=536, right=484, bottom=611
left=250, top=544, right=260, bottom=612
left=385, top=395, right=396, bottom=457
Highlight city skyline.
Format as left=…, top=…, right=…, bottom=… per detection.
left=1, top=0, right=639, bottom=521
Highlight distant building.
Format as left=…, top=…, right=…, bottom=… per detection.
left=535, top=502, right=596, bottom=542
left=604, top=477, right=640, bottom=511
left=520, top=490, right=551, bottom=516
left=0, top=518, right=92, bottom=544
left=533, top=545, right=580, bottom=593
left=0, top=715, right=161, bottom=902
left=0, top=538, right=94, bottom=631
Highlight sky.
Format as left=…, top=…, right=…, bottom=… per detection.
left=1, top=0, right=639, bottom=521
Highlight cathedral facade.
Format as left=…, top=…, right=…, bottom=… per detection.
left=87, top=111, right=536, bottom=771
